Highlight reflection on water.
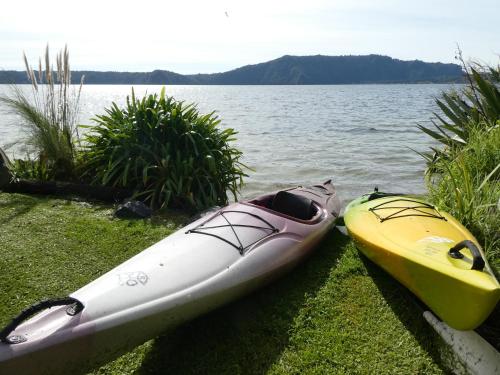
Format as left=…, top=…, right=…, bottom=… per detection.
left=0, top=84, right=458, bottom=204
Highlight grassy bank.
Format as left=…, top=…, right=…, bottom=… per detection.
left=418, top=59, right=500, bottom=276
left=427, top=125, right=500, bottom=274
left=0, top=193, right=449, bottom=374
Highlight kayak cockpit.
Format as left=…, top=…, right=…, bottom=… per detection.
left=247, top=190, right=320, bottom=222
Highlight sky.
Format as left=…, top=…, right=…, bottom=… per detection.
left=0, top=0, right=498, bottom=74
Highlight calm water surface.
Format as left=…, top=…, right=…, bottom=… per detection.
left=0, top=84, right=459, bottom=204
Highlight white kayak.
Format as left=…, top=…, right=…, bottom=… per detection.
left=0, top=181, right=341, bottom=374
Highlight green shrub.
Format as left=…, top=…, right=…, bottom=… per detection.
left=81, top=88, right=246, bottom=209
left=418, top=54, right=500, bottom=273
left=0, top=45, right=83, bottom=180
left=10, top=157, right=51, bottom=181
left=427, top=125, right=500, bottom=273
left=418, top=55, right=499, bottom=173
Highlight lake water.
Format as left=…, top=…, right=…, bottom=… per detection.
left=0, top=84, right=459, bottom=204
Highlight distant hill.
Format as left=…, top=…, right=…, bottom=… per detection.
left=0, top=54, right=463, bottom=85
left=0, top=69, right=194, bottom=85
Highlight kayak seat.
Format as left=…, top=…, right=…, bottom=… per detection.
left=271, top=191, right=316, bottom=220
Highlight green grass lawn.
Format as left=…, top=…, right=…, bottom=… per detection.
left=0, top=193, right=451, bottom=374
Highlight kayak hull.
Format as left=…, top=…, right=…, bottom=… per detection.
left=0, top=181, right=340, bottom=374
left=344, top=194, right=500, bottom=331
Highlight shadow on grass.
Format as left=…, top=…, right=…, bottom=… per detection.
left=136, top=229, right=349, bottom=375
left=0, top=191, right=190, bottom=229
left=359, top=253, right=450, bottom=373
left=0, top=193, right=40, bottom=225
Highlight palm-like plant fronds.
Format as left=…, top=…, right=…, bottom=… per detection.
left=418, top=51, right=500, bottom=272
left=418, top=53, right=500, bottom=175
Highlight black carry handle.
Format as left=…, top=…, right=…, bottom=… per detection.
left=367, top=187, right=405, bottom=201
left=0, top=297, right=84, bottom=344
left=448, top=240, right=485, bottom=271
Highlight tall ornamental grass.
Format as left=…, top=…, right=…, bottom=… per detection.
left=81, top=88, right=246, bottom=209
left=0, top=45, right=83, bottom=180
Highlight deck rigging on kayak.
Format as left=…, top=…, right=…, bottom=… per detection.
left=186, top=210, right=279, bottom=254
left=368, top=198, right=446, bottom=222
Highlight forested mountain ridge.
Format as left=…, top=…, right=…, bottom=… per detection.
left=0, top=54, right=462, bottom=84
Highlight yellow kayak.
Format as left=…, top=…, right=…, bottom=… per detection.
left=344, top=192, right=500, bottom=330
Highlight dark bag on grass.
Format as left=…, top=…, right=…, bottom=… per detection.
left=115, top=200, right=153, bottom=219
